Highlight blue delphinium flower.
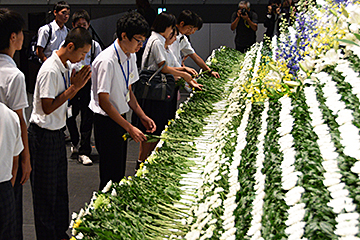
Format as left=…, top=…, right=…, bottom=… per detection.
left=277, top=10, right=318, bottom=77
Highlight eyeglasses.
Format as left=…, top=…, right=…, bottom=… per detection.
left=133, top=37, right=145, bottom=45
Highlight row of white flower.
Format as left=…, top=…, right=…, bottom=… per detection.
left=277, top=95, right=307, bottom=240
left=185, top=90, right=248, bottom=239
left=180, top=100, right=228, bottom=240
left=333, top=62, right=360, bottom=177
left=315, top=72, right=360, bottom=176
left=184, top=99, right=239, bottom=239
left=246, top=100, right=269, bottom=240
left=220, top=44, right=263, bottom=240
left=304, top=84, right=359, bottom=239
left=186, top=44, right=262, bottom=240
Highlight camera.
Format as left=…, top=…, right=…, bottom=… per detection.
left=240, top=8, right=248, bottom=16
left=271, top=3, right=280, bottom=14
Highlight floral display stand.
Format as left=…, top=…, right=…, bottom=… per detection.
left=71, top=0, right=360, bottom=239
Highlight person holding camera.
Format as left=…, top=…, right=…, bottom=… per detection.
left=231, top=1, right=258, bottom=53
left=264, top=0, right=282, bottom=38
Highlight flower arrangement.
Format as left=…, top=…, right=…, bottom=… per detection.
left=71, top=0, right=360, bottom=239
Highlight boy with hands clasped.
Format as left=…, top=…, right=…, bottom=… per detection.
left=28, top=27, right=92, bottom=240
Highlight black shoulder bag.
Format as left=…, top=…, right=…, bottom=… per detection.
left=132, top=39, right=176, bottom=102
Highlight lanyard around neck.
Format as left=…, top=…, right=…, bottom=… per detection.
left=114, top=43, right=130, bottom=90
left=62, top=72, right=70, bottom=90
left=62, top=71, right=71, bottom=105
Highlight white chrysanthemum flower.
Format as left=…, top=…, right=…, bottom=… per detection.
left=285, top=209, right=306, bottom=226
left=78, top=208, right=85, bottom=219
left=109, top=188, right=117, bottom=197
left=284, top=221, right=306, bottom=235
left=101, top=180, right=112, bottom=193
left=185, top=229, right=201, bottom=240
left=351, top=161, right=360, bottom=174
left=76, top=232, right=84, bottom=239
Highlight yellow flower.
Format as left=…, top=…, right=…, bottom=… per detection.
left=73, top=219, right=82, bottom=229
left=70, top=237, right=77, bottom=240
left=122, top=134, right=127, bottom=141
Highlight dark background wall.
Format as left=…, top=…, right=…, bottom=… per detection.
left=0, top=2, right=268, bottom=93
left=0, top=3, right=268, bottom=30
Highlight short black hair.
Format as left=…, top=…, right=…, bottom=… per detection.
left=0, top=8, right=25, bottom=50
left=169, top=26, right=179, bottom=39
left=194, top=13, right=203, bottom=30
left=72, top=9, right=90, bottom=25
left=54, top=1, right=70, bottom=13
left=116, top=11, right=150, bottom=41
left=177, top=10, right=197, bottom=26
left=151, top=12, right=176, bottom=33
left=63, top=27, right=92, bottom=50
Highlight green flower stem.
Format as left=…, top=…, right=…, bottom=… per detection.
left=235, top=104, right=262, bottom=239
left=262, top=101, right=288, bottom=239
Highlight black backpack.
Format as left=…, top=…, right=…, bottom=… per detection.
left=27, top=23, right=52, bottom=64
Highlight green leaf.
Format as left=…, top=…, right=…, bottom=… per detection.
left=336, top=38, right=360, bottom=47
left=354, top=33, right=360, bottom=42
left=319, top=221, right=335, bottom=237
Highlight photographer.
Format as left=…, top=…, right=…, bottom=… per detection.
left=264, top=0, right=282, bottom=38
left=231, top=1, right=258, bottom=53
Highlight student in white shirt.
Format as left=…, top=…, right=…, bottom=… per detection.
left=133, top=12, right=201, bottom=169
left=29, top=27, right=92, bottom=240
left=66, top=10, right=102, bottom=166
left=89, top=11, right=156, bottom=190
left=164, top=28, right=181, bottom=67
left=36, top=1, right=70, bottom=62
left=0, top=102, right=23, bottom=240
left=169, top=10, right=220, bottom=78
left=0, top=8, right=31, bottom=240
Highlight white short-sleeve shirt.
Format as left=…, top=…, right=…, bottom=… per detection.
left=0, top=53, right=29, bottom=111
left=29, top=51, right=71, bottom=130
left=89, top=40, right=139, bottom=116
left=141, top=31, right=167, bottom=70
left=169, top=33, right=195, bottom=66
left=37, top=20, right=69, bottom=58
left=0, top=102, right=23, bottom=183
left=165, top=47, right=181, bottom=68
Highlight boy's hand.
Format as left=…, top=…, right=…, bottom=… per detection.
left=189, top=79, right=203, bottom=91
left=211, top=71, right=220, bottom=78
left=128, top=126, right=147, bottom=143
left=70, top=65, right=91, bottom=90
left=185, top=67, right=198, bottom=76
left=140, top=116, right=156, bottom=133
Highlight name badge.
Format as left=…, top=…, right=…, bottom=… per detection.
left=67, top=105, right=73, bottom=118
left=126, top=91, right=131, bottom=103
